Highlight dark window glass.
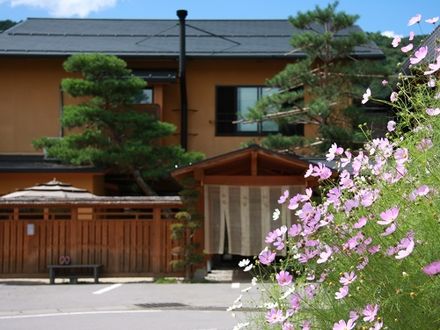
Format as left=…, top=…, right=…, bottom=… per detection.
left=216, top=86, right=303, bottom=136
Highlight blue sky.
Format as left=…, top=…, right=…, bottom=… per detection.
left=1, top=0, right=440, bottom=36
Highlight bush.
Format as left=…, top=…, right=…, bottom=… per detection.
left=232, top=16, right=440, bottom=330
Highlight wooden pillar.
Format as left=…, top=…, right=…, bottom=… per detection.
left=151, top=207, right=162, bottom=274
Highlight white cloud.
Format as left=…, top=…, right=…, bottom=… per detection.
left=4, top=0, right=118, bottom=18
left=381, top=30, right=403, bottom=39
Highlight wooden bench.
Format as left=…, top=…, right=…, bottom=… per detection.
left=48, top=264, right=103, bottom=284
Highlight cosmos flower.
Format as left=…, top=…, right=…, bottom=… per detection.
left=362, top=88, right=371, bottom=104
left=333, top=319, right=356, bottom=330
left=426, top=107, right=440, bottom=116
left=265, top=308, right=284, bottom=324
left=410, top=46, right=428, bottom=65
left=335, top=285, right=349, bottom=300
left=408, top=13, right=422, bottom=26
left=276, top=270, right=293, bottom=286
left=409, top=31, right=415, bottom=41
left=363, top=304, right=379, bottom=322
left=278, top=190, right=289, bottom=204
left=422, top=260, right=440, bottom=276
left=340, top=271, right=357, bottom=286
left=390, top=91, right=398, bottom=102
left=395, top=239, right=415, bottom=259
left=391, top=36, right=401, bottom=47
left=377, top=207, right=399, bottom=225
left=259, top=249, right=276, bottom=265
left=401, top=43, right=413, bottom=53
left=387, top=120, right=396, bottom=132
left=426, top=16, right=439, bottom=24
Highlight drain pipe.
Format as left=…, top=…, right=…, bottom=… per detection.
left=177, top=9, right=188, bottom=150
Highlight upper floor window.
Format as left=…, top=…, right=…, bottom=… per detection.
left=216, top=86, right=303, bottom=136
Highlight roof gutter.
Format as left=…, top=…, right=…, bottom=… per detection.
left=177, top=9, right=188, bottom=150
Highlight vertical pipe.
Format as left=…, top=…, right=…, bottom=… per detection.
left=177, top=9, right=188, bottom=150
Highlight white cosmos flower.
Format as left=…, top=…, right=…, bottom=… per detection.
left=238, top=258, right=250, bottom=267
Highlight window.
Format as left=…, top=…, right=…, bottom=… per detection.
left=132, top=87, right=154, bottom=104
left=216, top=86, right=303, bottom=136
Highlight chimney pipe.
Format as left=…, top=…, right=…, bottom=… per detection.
left=177, top=9, right=188, bottom=150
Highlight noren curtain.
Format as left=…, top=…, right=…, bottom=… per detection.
left=204, top=185, right=304, bottom=256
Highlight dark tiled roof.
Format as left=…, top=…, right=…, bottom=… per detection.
left=402, top=25, right=440, bottom=72
left=0, top=18, right=383, bottom=58
left=0, top=155, right=102, bottom=173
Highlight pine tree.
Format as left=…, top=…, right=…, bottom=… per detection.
left=34, top=53, right=202, bottom=195
left=247, top=1, right=382, bottom=152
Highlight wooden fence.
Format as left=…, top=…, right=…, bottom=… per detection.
left=0, top=201, right=183, bottom=277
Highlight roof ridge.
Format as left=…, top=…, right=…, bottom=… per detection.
left=25, top=17, right=290, bottom=22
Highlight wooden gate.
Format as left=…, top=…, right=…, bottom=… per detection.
left=0, top=199, right=182, bottom=277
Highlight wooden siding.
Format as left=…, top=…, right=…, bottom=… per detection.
left=0, top=205, right=182, bottom=277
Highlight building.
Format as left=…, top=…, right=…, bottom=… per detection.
left=0, top=15, right=382, bottom=275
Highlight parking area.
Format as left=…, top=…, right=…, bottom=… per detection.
left=0, top=280, right=258, bottom=330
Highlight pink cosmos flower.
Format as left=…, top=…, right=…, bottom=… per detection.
left=340, top=271, right=357, bottom=286
left=408, top=13, right=422, bottom=26
left=363, top=304, right=379, bottom=322
left=394, top=148, right=408, bottom=164
left=428, top=78, right=436, bottom=88
left=359, top=189, right=378, bottom=207
left=282, top=322, right=294, bottom=330
left=300, top=188, right=313, bottom=202
left=410, top=46, right=428, bottom=65
left=335, top=285, right=349, bottom=300
left=276, top=270, right=293, bottom=286
left=424, top=55, right=440, bottom=75
left=288, top=194, right=301, bottom=210
left=302, top=320, right=312, bottom=330
left=391, top=36, right=401, bottom=48
left=357, top=256, right=369, bottom=270
left=353, top=216, right=367, bottom=229
left=305, top=284, right=316, bottom=300
left=368, top=245, right=381, bottom=254
left=387, top=120, right=396, bottom=132
left=362, top=88, right=371, bottom=104
left=410, top=185, right=430, bottom=200
left=378, top=207, right=399, bottom=225
left=288, top=223, right=302, bottom=237
left=381, top=222, right=397, bottom=236
left=266, top=308, right=284, bottom=324
left=409, top=31, right=415, bottom=41
left=381, top=79, right=388, bottom=86
left=395, top=239, right=415, bottom=259
left=422, top=260, right=440, bottom=276
left=274, top=237, right=285, bottom=251
left=416, top=138, right=433, bottom=151
left=326, top=143, right=344, bottom=161
left=426, top=107, right=440, bottom=116
left=390, top=91, right=398, bottom=102
left=327, top=187, right=341, bottom=206
left=290, top=293, right=301, bottom=311
left=259, top=249, right=276, bottom=265
left=349, top=311, right=359, bottom=321
left=401, top=43, right=413, bottom=53
left=333, top=318, right=356, bottom=330
left=426, top=16, right=439, bottom=24
left=317, top=245, right=332, bottom=264
left=372, top=321, right=384, bottom=330
left=305, top=163, right=332, bottom=180
left=278, top=190, right=289, bottom=204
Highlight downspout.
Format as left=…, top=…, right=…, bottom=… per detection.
left=177, top=9, right=188, bottom=150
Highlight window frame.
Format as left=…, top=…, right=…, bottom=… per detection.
left=215, top=85, right=280, bottom=137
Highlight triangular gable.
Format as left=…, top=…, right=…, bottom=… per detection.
left=172, top=145, right=311, bottom=181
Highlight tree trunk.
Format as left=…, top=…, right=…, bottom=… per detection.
left=130, top=168, right=156, bottom=196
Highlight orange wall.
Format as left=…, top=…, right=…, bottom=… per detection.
left=0, top=58, right=67, bottom=154
left=0, top=56, right=302, bottom=159
left=0, top=173, right=105, bottom=196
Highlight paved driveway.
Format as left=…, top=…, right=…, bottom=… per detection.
left=0, top=280, right=258, bottom=330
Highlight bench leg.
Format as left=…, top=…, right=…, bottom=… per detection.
left=94, top=267, right=99, bottom=284
left=49, top=268, right=55, bottom=284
